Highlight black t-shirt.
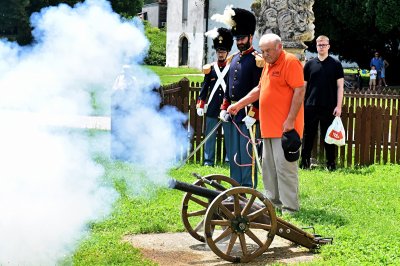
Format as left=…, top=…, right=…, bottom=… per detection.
left=303, top=56, right=344, bottom=110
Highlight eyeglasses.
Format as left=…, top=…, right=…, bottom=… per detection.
left=317, top=44, right=329, bottom=48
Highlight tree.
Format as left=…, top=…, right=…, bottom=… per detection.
left=0, top=0, right=144, bottom=45
left=109, top=0, right=143, bottom=18
left=307, top=0, right=400, bottom=84
left=0, top=0, right=84, bottom=44
left=0, top=0, right=32, bottom=44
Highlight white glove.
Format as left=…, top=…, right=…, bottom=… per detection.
left=219, top=110, right=230, bottom=122
left=242, top=116, right=256, bottom=129
left=197, top=108, right=204, bottom=116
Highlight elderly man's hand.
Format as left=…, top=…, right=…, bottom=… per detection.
left=227, top=103, right=240, bottom=116
left=282, top=118, right=295, bottom=133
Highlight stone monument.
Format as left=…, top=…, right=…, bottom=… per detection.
left=251, top=0, right=315, bottom=62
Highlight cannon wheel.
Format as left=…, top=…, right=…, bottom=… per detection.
left=204, top=187, right=277, bottom=263
left=181, top=174, right=240, bottom=243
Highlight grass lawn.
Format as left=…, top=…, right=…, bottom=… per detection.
left=145, top=65, right=204, bottom=85
left=72, top=158, right=400, bottom=265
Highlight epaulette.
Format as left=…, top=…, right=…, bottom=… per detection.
left=202, top=63, right=213, bottom=74
left=226, top=52, right=239, bottom=64
left=252, top=51, right=265, bottom=68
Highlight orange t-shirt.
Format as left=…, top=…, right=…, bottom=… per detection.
left=259, top=50, right=304, bottom=138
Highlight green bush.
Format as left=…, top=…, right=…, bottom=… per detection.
left=144, top=21, right=166, bottom=66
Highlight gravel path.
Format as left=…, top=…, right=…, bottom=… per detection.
left=124, top=232, right=317, bottom=265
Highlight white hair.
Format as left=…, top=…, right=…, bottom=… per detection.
left=259, top=33, right=281, bottom=46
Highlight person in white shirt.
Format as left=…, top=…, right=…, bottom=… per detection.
left=369, top=65, right=377, bottom=90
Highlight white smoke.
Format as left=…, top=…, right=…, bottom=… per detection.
left=0, top=0, right=188, bottom=264
left=110, top=64, right=188, bottom=193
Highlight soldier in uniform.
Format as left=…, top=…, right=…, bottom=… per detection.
left=196, top=28, right=234, bottom=166
left=213, top=6, right=264, bottom=188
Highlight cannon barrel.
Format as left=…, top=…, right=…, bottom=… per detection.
left=168, top=179, right=223, bottom=199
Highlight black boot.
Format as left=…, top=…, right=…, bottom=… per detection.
left=300, top=158, right=310, bottom=169
left=327, top=162, right=336, bottom=171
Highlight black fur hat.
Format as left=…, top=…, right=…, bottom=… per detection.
left=205, top=27, right=234, bottom=51
left=211, top=6, right=256, bottom=37
left=231, top=8, right=256, bottom=37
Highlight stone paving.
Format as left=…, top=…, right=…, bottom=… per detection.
left=2, top=111, right=110, bottom=130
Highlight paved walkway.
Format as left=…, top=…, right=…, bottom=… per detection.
left=124, top=232, right=315, bottom=266
left=1, top=111, right=110, bottom=130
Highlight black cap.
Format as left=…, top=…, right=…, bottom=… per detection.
left=213, top=28, right=234, bottom=51
left=281, top=129, right=301, bottom=162
left=231, top=8, right=256, bottom=37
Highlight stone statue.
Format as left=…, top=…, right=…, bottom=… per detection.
left=251, top=0, right=315, bottom=61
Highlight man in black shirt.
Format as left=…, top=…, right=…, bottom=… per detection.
left=300, top=35, right=344, bottom=171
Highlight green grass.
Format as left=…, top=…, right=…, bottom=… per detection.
left=72, top=160, right=400, bottom=265
left=146, top=65, right=202, bottom=76
left=298, top=165, right=400, bottom=265
left=344, top=68, right=368, bottom=76
left=145, top=65, right=203, bottom=85
left=89, top=65, right=203, bottom=116
left=72, top=161, right=229, bottom=265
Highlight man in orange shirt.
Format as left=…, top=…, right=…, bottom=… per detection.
left=227, top=33, right=305, bottom=214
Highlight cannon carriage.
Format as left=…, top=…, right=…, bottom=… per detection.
left=169, top=173, right=332, bottom=263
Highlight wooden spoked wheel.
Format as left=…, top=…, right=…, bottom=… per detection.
left=204, top=187, right=277, bottom=263
left=181, top=174, right=240, bottom=243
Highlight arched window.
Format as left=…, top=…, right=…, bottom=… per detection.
left=179, top=37, right=188, bottom=66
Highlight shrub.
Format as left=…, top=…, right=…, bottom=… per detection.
left=144, top=21, right=166, bottom=66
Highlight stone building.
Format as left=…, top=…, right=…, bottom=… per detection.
left=141, top=0, right=167, bottom=28
left=165, top=0, right=256, bottom=69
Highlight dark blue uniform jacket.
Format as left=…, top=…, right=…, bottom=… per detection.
left=225, top=49, right=262, bottom=123
left=198, top=63, right=229, bottom=118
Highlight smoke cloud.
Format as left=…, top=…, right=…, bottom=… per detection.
left=0, top=0, right=188, bottom=264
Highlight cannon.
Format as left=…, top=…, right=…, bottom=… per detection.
left=169, top=173, right=332, bottom=263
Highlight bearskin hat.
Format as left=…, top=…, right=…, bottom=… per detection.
left=211, top=5, right=256, bottom=37
left=205, top=27, right=234, bottom=51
